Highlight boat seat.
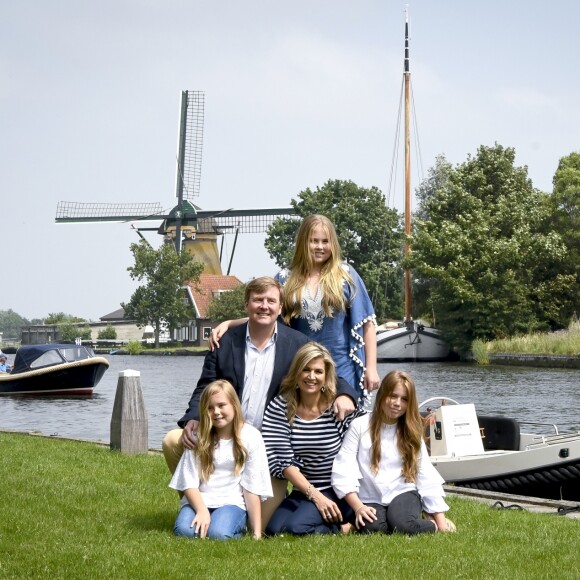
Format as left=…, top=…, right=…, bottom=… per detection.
left=477, top=415, right=521, bottom=451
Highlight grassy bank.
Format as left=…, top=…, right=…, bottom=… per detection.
left=1, top=433, right=579, bottom=579
left=472, top=318, right=580, bottom=364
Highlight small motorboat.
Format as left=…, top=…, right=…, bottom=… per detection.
left=421, top=397, right=580, bottom=502
left=0, top=344, right=109, bottom=396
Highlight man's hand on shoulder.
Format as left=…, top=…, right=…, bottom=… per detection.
left=333, top=394, right=356, bottom=421
left=180, top=419, right=199, bottom=449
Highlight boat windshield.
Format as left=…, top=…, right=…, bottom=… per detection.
left=29, top=350, right=65, bottom=369
left=59, top=346, right=92, bottom=362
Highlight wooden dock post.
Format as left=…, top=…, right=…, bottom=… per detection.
left=110, top=369, right=148, bottom=454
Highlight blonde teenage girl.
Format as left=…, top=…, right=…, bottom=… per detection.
left=169, top=380, right=272, bottom=539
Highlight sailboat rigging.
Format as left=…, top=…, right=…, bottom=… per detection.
left=376, top=12, right=450, bottom=362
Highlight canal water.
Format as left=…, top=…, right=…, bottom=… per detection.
left=1, top=355, right=578, bottom=449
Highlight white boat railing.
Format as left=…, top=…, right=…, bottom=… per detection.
left=518, top=421, right=559, bottom=435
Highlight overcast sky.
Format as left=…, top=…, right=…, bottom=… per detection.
left=2, top=1, right=579, bottom=322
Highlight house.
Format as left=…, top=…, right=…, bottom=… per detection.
left=20, top=308, right=144, bottom=345
left=176, top=274, right=243, bottom=346
left=20, top=276, right=243, bottom=347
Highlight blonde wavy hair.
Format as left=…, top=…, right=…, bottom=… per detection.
left=279, top=342, right=337, bottom=425
left=282, top=215, right=354, bottom=325
left=195, top=380, right=247, bottom=483
left=368, top=370, right=423, bottom=482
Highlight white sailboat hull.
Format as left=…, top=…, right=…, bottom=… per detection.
left=376, top=322, right=450, bottom=361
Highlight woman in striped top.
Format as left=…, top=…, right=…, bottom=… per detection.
left=261, top=342, right=365, bottom=535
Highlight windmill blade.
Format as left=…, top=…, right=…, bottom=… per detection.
left=55, top=201, right=298, bottom=232
left=176, top=90, right=204, bottom=202
left=55, top=201, right=168, bottom=223
left=196, top=207, right=299, bottom=234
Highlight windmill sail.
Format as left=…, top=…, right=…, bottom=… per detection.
left=176, top=90, right=204, bottom=202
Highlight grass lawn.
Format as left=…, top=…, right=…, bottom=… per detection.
left=0, top=432, right=578, bottom=579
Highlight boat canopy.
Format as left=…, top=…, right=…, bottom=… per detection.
left=11, top=344, right=96, bottom=374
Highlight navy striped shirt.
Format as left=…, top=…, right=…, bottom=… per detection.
left=262, top=395, right=366, bottom=490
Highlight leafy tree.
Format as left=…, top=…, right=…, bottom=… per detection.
left=265, top=179, right=404, bottom=321
left=409, top=144, right=573, bottom=356
left=45, top=313, right=86, bottom=324
left=97, top=325, right=118, bottom=340
left=206, top=284, right=247, bottom=321
left=547, top=152, right=580, bottom=323
left=0, top=309, right=30, bottom=340
left=58, top=321, right=92, bottom=342
left=122, top=240, right=204, bottom=348
left=412, top=156, right=455, bottom=322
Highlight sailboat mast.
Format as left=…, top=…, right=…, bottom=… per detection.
left=404, top=13, right=412, bottom=322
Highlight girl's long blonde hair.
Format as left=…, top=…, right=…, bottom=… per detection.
left=282, top=215, right=354, bottom=325
left=195, top=380, right=247, bottom=483
left=279, top=342, right=337, bottom=424
left=368, top=371, right=422, bottom=482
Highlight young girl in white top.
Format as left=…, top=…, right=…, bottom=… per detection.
left=169, top=380, right=272, bottom=539
left=332, top=370, right=456, bottom=534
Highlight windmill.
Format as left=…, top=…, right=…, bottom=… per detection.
left=55, top=90, right=298, bottom=275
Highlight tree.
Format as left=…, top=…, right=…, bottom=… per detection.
left=548, top=152, right=580, bottom=323
left=45, top=313, right=86, bottom=324
left=58, top=321, right=92, bottom=342
left=97, top=325, right=118, bottom=340
left=122, top=240, right=204, bottom=348
left=0, top=309, right=30, bottom=340
left=264, top=179, right=404, bottom=321
left=206, top=284, right=247, bottom=321
left=409, top=144, right=573, bottom=355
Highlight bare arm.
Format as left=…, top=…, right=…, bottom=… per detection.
left=342, top=491, right=377, bottom=529
left=363, top=319, right=380, bottom=392
left=183, top=488, right=211, bottom=538
left=242, top=488, right=262, bottom=539
left=281, top=466, right=343, bottom=524
left=209, top=318, right=248, bottom=351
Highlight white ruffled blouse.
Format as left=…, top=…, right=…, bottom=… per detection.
left=332, top=414, right=449, bottom=514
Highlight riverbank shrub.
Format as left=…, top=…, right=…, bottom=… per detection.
left=471, top=339, right=490, bottom=364
left=126, top=339, right=143, bottom=355
left=473, top=317, right=580, bottom=358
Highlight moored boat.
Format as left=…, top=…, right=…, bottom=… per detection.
left=0, top=344, right=109, bottom=396
left=376, top=321, right=450, bottom=362
left=421, top=397, right=580, bottom=502
left=376, top=12, right=450, bottom=362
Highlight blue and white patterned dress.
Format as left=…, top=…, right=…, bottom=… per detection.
left=275, top=264, right=376, bottom=396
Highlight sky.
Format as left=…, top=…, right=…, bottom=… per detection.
left=2, top=0, right=579, bottom=322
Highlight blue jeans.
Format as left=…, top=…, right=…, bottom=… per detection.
left=174, top=504, right=247, bottom=540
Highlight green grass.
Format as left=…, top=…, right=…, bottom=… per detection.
left=1, top=432, right=579, bottom=579
left=472, top=317, right=580, bottom=360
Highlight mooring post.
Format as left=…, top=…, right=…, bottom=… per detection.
left=110, top=369, right=148, bottom=454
